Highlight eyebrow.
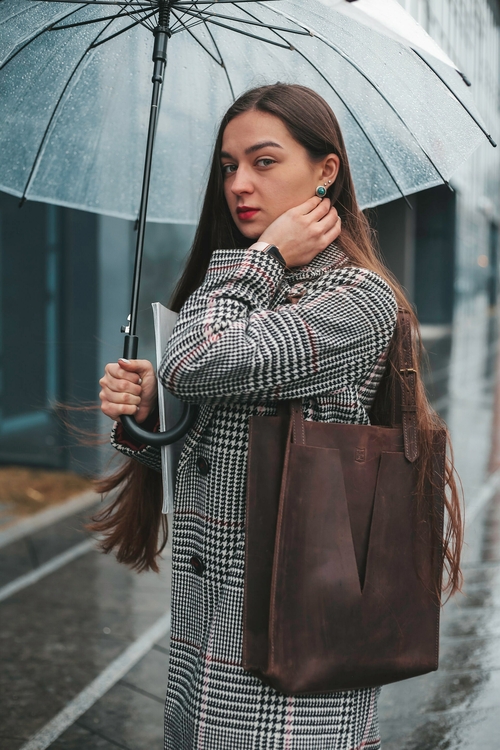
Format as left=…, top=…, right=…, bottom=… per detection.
left=220, top=141, right=284, bottom=160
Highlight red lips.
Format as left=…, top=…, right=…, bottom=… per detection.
left=236, top=205, right=260, bottom=221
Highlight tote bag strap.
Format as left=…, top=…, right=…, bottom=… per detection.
left=281, top=295, right=419, bottom=462
left=275, top=294, right=306, bottom=440
left=392, top=308, right=419, bottom=463
left=284, top=293, right=317, bottom=445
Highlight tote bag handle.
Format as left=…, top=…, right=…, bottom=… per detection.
left=283, top=296, right=418, bottom=462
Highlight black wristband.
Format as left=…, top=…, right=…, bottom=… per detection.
left=265, top=244, right=288, bottom=269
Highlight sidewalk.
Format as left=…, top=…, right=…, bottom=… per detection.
left=379, top=310, right=500, bottom=748
left=0, top=497, right=171, bottom=750
left=379, top=489, right=500, bottom=749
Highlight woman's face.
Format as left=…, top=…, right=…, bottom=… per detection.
left=221, top=110, right=339, bottom=240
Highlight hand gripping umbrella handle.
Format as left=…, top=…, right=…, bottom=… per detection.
left=119, top=335, right=199, bottom=447
left=120, top=403, right=198, bottom=448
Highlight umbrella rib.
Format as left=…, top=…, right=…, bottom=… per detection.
left=185, top=7, right=309, bottom=35
left=170, top=6, right=216, bottom=33
left=129, top=6, right=156, bottom=32
left=0, top=3, right=93, bottom=70
left=25, top=1, right=151, bottom=4
left=170, top=3, right=221, bottom=34
left=170, top=9, right=207, bottom=35
left=50, top=13, right=131, bottom=30
left=253, top=1, right=452, bottom=187
left=89, top=10, right=156, bottom=47
left=170, top=10, right=225, bottom=65
left=20, top=8, right=130, bottom=203
left=236, top=4, right=411, bottom=205
left=23, top=0, right=277, bottom=4
left=204, top=21, right=236, bottom=100
left=411, top=49, right=497, bottom=147
left=179, top=12, right=292, bottom=49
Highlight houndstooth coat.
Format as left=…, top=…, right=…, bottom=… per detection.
left=112, top=243, right=398, bottom=750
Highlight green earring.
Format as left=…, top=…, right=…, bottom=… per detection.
left=315, top=185, right=327, bottom=198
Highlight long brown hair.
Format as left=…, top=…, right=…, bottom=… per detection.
left=90, top=83, right=463, bottom=593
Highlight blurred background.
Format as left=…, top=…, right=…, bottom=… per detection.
left=2, top=1, right=500, bottom=749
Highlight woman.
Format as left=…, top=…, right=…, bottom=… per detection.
left=97, top=84, right=462, bottom=749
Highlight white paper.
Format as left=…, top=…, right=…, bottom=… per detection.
left=152, top=302, right=187, bottom=514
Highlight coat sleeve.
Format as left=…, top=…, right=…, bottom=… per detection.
left=159, top=247, right=398, bottom=404
left=109, top=410, right=162, bottom=473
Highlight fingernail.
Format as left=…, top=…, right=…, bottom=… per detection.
left=119, top=358, right=130, bottom=364
left=138, top=378, right=143, bottom=385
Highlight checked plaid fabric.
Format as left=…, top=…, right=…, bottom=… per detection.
left=112, top=244, right=398, bottom=749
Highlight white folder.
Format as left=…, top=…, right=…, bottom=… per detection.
left=152, top=302, right=187, bottom=514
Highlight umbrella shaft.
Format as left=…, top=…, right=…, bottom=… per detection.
left=126, top=27, right=170, bottom=348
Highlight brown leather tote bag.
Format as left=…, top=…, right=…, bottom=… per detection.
left=242, top=308, right=446, bottom=695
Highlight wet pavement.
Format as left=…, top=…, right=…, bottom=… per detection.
left=378, top=310, right=500, bottom=749
left=379, top=494, right=500, bottom=749
left=2, top=309, right=500, bottom=749
left=0, top=501, right=172, bottom=749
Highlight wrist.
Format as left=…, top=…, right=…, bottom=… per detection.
left=249, top=240, right=273, bottom=253
left=248, top=241, right=289, bottom=270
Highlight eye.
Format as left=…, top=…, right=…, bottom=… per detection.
left=221, top=163, right=237, bottom=176
left=256, top=158, right=276, bottom=167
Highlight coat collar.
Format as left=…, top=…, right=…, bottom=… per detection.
left=284, top=243, right=349, bottom=282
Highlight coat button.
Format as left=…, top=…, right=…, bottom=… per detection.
left=196, top=456, right=210, bottom=475
left=190, top=556, right=205, bottom=576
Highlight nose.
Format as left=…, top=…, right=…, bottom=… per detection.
left=230, top=164, right=254, bottom=197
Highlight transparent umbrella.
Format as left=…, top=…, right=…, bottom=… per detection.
left=330, top=0, right=465, bottom=73
left=0, top=0, right=496, bottom=444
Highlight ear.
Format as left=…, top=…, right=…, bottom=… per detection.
left=320, top=154, right=340, bottom=185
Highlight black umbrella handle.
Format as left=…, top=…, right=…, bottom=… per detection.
left=120, top=333, right=198, bottom=446
left=120, top=404, right=198, bottom=448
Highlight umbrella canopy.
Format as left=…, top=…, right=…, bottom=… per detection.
left=329, top=0, right=460, bottom=71
left=0, top=0, right=494, bottom=224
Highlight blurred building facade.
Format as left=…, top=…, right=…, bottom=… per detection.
left=0, top=197, right=195, bottom=473
left=0, top=0, right=499, bottom=475
left=386, top=1, right=500, bottom=340
left=373, top=0, right=500, bottom=500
